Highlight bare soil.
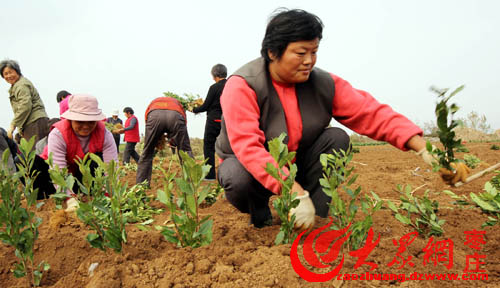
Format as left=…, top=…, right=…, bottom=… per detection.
left=1, top=142, right=499, bottom=287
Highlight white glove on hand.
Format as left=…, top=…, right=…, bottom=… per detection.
left=289, top=190, right=315, bottom=231
left=65, top=197, right=79, bottom=213
left=7, top=125, right=15, bottom=139
left=417, top=145, right=437, bottom=166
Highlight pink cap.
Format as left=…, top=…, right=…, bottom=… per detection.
left=61, top=94, right=106, bottom=121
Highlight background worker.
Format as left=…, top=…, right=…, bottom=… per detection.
left=1, top=59, right=49, bottom=143
left=106, top=109, right=123, bottom=152
left=191, top=64, right=227, bottom=180
left=118, top=107, right=140, bottom=164
left=136, top=96, right=193, bottom=185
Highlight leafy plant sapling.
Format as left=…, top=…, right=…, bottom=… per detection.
left=264, top=133, right=299, bottom=245
left=387, top=184, right=445, bottom=238
left=157, top=150, right=213, bottom=248
left=320, top=147, right=383, bottom=250
left=491, top=144, right=500, bottom=151
left=463, top=154, right=481, bottom=169
left=0, top=138, right=50, bottom=287
left=163, top=91, right=203, bottom=111
left=53, top=154, right=128, bottom=252
left=427, top=85, right=466, bottom=171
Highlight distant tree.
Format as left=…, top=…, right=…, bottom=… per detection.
left=458, top=111, right=491, bottom=133
left=423, top=120, right=439, bottom=137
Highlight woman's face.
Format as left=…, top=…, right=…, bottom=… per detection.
left=268, top=38, right=319, bottom=84
left=2, top=67, right=21, bottom=85
left=71, top=120, right=97, bottom=137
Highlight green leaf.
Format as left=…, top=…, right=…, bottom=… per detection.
left=470, top=193, right=497, bottom=212
left=395, top=214, right=412, bottom=225
left=386, top=200, right=399, bottom=213
left=275, top=230, right=285, bottom=245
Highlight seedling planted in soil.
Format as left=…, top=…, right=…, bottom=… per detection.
left=264, top=133, right=299, bottom=245
left=51, top=154, right=129, bottom=253
left=446, top=177, right=500, bottom=227
left=157, top=150, right=213, bottom=248
left=320, top=147, right=383, bottom=250
left=463, top=154, right=481, bottom=169
left=0, top=138, right=50, bottom=287
left=387, top=184, right=445, bottom=238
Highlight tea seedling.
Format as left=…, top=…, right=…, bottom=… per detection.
left=446, top=179, right=500, bottom=227
left=117, top=181, right=162, bottom=223
left=0, top=138, right=50, bottom=287
left=427, top=85, right=466, bottom=171
left=157, top=150, right=213, bottom=248
left=490, top=144, right=500, bottom=150
left=463, top=154, right=481, bottom=169
left=52, top=154, right=128, bottom=252
left=470, top=181, right=500, bottom=227
left=264, top=133, right=299, bottom=245
left=163, top=91, right=203, bottom=111
left=204, top=183, right=224, bottom=206
left=387, top=184, right=445, bottom=238
left=320, top=147, right=383, bottom=250
left=491, top=171, right=500, bottom=190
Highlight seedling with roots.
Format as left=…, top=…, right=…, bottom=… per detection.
left=320, top=147, right=383, bottom=250
left=427, top=85, right=466, bottom=171
left=264, top=133, right=299, bottom=245
left=163, top=91, right=203, bottom=111
left=157, top=150, right=213, bottom=248
left=0, top=138, right=50, bottom=287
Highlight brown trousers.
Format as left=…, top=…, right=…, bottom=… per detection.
left=136, top=110, right=193, bottom=185
left=22, top=117, right=49, bottom=144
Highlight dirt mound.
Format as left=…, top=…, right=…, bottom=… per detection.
left=453, top=127, right=498, bottom=142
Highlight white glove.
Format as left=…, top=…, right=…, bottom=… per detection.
left=7, top=125, right=15, bottom=139
left=417, top=145, right=437, bottom=166
left=65, top=197, right=79, bottom=213
left=289, top=190, right=315, bottom=230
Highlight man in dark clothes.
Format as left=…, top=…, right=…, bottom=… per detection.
left=191, top=64, right=227, bottom=180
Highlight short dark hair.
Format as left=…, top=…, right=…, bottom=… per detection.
left=123, top=107, right=134, bottom=114
left=56, top=90, right=71, bottom=103
left=0, top=59, right=22, bottom=78
left=211, top=64, right=227, bottom=78
left=260, top=9, right=323, bottom=63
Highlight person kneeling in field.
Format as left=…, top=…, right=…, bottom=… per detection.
left=215, top=8, right=469, bottom=229
left=136, top=96, right=193, bottom=186
left=34, top=94, right=118, bottom=211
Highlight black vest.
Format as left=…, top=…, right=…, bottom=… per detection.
left=215, top=58, right=334, bottom=159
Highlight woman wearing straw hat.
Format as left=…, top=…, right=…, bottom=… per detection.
left=35, top=94, right=118, bottom=211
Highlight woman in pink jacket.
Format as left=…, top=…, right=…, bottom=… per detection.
left=33, top=94, right=118, bottom=211
left=215, top=9, right=469, bottom=229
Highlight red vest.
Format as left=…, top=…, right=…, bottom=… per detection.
left=124, top=115, right=140, bottom=143
left=144, top=97, right=186, bottom=123
left=40, top=119, right=105, bottom=174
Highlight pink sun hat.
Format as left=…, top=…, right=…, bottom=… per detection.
left=61, top=94, right=106, bottom=121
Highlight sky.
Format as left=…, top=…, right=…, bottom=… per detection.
left=1, top=0, right=499, bottom=139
